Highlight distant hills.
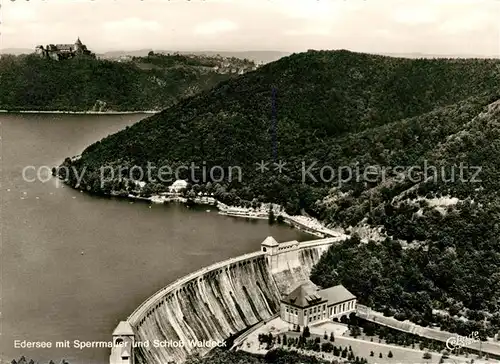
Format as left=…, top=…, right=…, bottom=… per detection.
left=0, top=48, right=290, bottom=64
left=2, top=48, right=498, bottom=62
left=0, top=48, right=33, bottom=55
left=382, top=52, right=500, bottom=59
left=98, top=50, right=291, bottom=64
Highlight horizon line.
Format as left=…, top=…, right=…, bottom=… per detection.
left=1, top=47, right=499, bottom=59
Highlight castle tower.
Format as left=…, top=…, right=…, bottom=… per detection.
left=74, top=37, right=84, bottom=54
left=110, top=321, right=135, bottom=364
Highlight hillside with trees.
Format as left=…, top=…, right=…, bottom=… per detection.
left=308, top=97, right=500, bottom=337
left=57, top=50, right=500, bottom=332
left=0, top=52, right=254, bottom=111
left=58, top=50, right=500, bottom=207
left=8, top=356, right=68, bottom=364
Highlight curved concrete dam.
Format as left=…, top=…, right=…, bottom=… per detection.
left=120, top=235, right=347, bottom=364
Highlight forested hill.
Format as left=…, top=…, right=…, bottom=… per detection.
left=59, top=50, right=500, bottom=335
left=0, top=52, right=255, bottom=111
left=60, top=49, right=500, bottom=204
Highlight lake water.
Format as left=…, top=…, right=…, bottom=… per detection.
left=0, top=114, right=311, bottom=364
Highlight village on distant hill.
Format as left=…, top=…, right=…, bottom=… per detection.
left=29, top=38, right=261, bottom=76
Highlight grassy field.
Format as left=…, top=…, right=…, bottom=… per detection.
left=333, top=335, right=440, bottom=364
left=282, top=331, right=438, bottom=364
left=238, top=318, right=498, bottom=364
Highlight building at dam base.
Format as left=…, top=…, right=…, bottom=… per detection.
left=280, top=281, right=357, bottom=327
left=111, top=234, right=348, bottom=364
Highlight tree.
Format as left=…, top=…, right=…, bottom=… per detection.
left=268, top=209, right=275, bottom=224
left=379, top=353, right=383, bottom=358
left=388, top=351, right=393, bottom=358
left=370, top=351, right=374, bottom=356
left=303, top=326, right=311, bottom=338
left=330, top=332, right=335, bottom=342
left=350, top=326, right=361, bottom=338
left=322, top=342, right=334, bottom=353
left=298, top=335, right=306, bottom=349
left=423, top=352, right=432, bottom=360
left=342, top=348, right=348, bottom=358
left=264, top=349, right=279, bottom=362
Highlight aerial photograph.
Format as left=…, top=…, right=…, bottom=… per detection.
left=0, top=0, right=499, bottom=364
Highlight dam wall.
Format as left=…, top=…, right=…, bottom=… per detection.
left=268, top=236, right=346, bottom=294
left=125, top=236, right=345, bottom=364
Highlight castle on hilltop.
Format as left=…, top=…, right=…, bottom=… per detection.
left=35, top=37, right=94, bottom=60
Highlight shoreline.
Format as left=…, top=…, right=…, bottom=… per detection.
left=0, top=110, right=158, bottom=115
left=121, top=191, right=344, bottom=238
left=54, top=173, right=345, bottom=238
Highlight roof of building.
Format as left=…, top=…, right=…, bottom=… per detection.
left=112, top=321, right=134, bottom=336
left=261, top=236, right=279, bottom=247
left=55, top=44, right=74, bottom=50
left=171, top=179, right=188, bottom=187
left=281, top=281, right=326, bottom=308
left=318, top=285, right=356, bottom=305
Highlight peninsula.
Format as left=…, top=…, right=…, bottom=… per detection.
left=0, top=42, right=256, bottom=112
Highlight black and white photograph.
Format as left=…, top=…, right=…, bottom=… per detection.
left=0, top=1, right=499, bottom=364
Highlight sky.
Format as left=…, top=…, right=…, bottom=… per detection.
left=1, top=0, right=499, bottom=56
